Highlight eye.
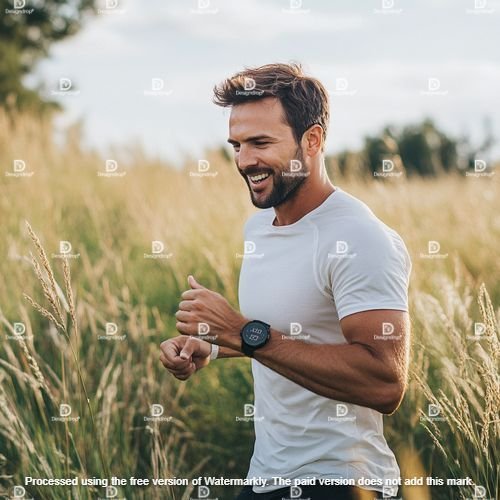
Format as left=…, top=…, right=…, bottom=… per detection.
left=254, top=142, right=270, bottom=148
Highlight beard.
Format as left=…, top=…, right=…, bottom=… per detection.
left=241, top=147, right=309, bottom=209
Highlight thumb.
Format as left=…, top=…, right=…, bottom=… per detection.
left=179, top=337, right=199, bottom=360
left=188, top=275, right=206, bottom=290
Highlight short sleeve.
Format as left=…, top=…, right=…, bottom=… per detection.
left=328, top=226, right=411, bottom=320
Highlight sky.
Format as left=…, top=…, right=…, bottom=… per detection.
left=33, top=0, right=500, bottom=163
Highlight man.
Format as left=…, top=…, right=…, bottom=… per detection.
left=160, top=63, right=411, bottom=500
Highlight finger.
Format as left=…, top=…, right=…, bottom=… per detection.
left=175, top=310, right=192, bottom=322
left=160, top=339, right=191, bottom=366
left=180, top=289, right=202, bottom=300
left=169, top=365, right=192, bottom=377
left=179, top=336, right=201, bottom=360
left=176, top=321, right=197, bottom=336
left=160, top=339, right=180, bottom=358
left=188, top=275, right=206, bottom=290
left=175, top=368, right=195, bottom=381
left=178, top=300, right=195, bottom=311
left=160, top=356, right=182, bottom=371
left=159, top=353, right=190, bottom=370
left=172, top=361, right=196, bottom=380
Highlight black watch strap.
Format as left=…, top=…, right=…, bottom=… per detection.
left=241, top=341, right=254, bottom=357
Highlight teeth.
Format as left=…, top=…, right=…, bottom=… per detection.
left=249, top=172, right=270, bottom=182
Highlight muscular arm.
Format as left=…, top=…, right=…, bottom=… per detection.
left=173, top=278, right=410, bottom=414
left=219, top=309, right=410, bottom=415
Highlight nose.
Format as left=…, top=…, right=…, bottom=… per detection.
left=236, top=144, right=259, bottom=171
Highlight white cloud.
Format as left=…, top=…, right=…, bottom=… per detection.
left=155, top=0, right=366, bottom=41
left=33, top=0, right=500, bottom=162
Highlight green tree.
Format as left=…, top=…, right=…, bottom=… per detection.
left=397, top=119, right=458, bottom=176
left=0, top=0, right=96, bottom=112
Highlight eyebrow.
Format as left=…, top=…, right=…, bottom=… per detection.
left=227, top=135, right=276, bottom=145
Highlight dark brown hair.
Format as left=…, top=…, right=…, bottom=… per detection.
left=213, top=63, right=330, bottom=149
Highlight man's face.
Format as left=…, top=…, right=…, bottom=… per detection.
left=228, top=97, right=308, bottom=209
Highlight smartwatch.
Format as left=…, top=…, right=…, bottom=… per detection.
left=240, top=320, right=271, bottom=357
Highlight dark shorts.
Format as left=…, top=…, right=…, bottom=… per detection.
left=235, top=484, right=392, bottom=500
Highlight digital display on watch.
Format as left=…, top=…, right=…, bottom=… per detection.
left=242, top=324, right=267, bottom=346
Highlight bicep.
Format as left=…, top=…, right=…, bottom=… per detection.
left=340, top=309, right=410, bottom=381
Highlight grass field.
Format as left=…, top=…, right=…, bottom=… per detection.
left=0, top=112, right=498, bottom=500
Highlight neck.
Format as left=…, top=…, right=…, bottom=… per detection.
left=273, top=161, right=335, bottom=226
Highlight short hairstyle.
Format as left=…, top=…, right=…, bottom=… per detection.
left=213, top=62, right=330, bottom=149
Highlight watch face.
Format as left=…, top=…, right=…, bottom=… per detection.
left=242, top=322, right=268, bottom=347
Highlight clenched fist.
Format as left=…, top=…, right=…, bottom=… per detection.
left=159, top=336, right=211, bottom=380
left=175, top=275, right=247, bottom=351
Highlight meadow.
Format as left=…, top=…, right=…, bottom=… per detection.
left=0, top=111, right=498, bottom=500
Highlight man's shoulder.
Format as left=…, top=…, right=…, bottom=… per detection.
left=313, top=189, right=410, bottom=264
left=313, top=189, right=390, bottom=238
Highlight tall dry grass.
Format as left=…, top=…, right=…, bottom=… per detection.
left=0, top=111, right=498, bottom=499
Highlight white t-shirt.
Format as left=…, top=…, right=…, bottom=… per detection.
left=238, top=187, right=411, bottom=495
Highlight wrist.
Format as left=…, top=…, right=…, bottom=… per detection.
left=221, top=315, right=248, bottom=351
left=240, top=320, right=271, bottom=357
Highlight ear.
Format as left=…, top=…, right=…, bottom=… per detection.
left=302, top=124, right=323, bottom=157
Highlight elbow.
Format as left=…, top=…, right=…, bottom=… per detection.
left=374, top=380, right=406, bottom=415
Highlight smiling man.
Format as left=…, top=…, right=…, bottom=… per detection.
left=160, top=63, right=411, bottom=500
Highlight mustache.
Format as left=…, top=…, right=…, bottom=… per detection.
left=238, top=167, right=274, bottom=177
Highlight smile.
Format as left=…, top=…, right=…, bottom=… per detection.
left=248, top=172, right=271, bottom=183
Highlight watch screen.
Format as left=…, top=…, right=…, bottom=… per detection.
left=243, top=323, right=266, bottom=346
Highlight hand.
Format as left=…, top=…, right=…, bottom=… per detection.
left=175, top=275, right=247, bottom=350
left=159, top=336, right=211, bottom=381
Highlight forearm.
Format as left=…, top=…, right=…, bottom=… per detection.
left=174, top=283, right=407, bottom=412
left=250, top=330, right=400, bottom=413
left=217, top=345, right=245, bottom=358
